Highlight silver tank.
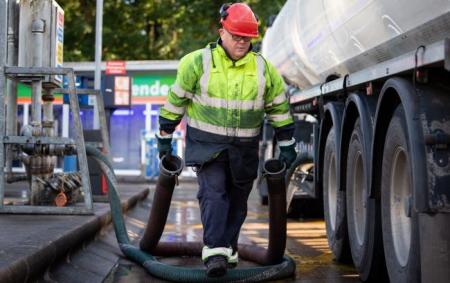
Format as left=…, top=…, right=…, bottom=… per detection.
left=262, top=0, right=450, bottom=89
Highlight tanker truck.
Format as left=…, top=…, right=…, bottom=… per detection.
left=259, top=0, right=450, bottom=282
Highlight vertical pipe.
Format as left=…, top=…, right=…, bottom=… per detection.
left=29, top=7, right=45, bottom=204
left=95, top=90, right=110, bottom=153
left=29, top=17, right=44, bottom=202
left=42, top=90, right=54, bottom=136
left=31, top=19, right=45, bottom=124
left=42, top=104, right=53, bottom=134
left=5, top=0, right=17, bottom=175
left=0, top=0, right=8, bottom=207
left=62, top=104, right=69, bottom=137
left=23, top=103, right=29, bottom=125
left=93, top=0, right=103, bottom=129
left=0, top=0, right=7, bottom=72
left=42, top=89, right=55, bottom=179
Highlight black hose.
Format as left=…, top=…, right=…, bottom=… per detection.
left=85, top=145, right=296, bottom=282
left=238, top=159, right=287, bottom=265
left=140, top=157, right=289, bottom=266
left=139, top=155, right=183, bottom=252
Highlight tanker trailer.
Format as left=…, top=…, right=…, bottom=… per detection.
left=259, top=0, right=450, bottom=282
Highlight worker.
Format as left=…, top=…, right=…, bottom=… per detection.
left=156, top=2, right=296, bottom=277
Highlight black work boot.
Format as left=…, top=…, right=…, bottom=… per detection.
left=205, top=255, right=228, bottom=277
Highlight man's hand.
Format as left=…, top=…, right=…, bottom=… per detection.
left=278, top=139, right=297, bottom=169
left=156, top=131, right=173, bottom=159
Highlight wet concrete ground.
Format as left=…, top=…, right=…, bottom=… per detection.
left=107, top=180, right=360, bottom=282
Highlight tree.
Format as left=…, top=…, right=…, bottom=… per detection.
left=58, top=0, right=287, bottom=61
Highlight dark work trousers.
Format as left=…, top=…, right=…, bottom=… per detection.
left=196, top=151, right=254, bottom=251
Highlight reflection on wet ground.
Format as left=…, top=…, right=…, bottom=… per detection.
left=110, top=181, right=360, bottom=282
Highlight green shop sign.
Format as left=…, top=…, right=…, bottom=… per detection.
left=16, top=83, right=63, bottom=103
left=132, top=74, right=176, bottom=97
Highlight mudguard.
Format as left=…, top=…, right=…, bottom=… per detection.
left=318, top=102, right=345, bottom=192
left=372, top=77, right=450, bottom=213
left=340, top=93, right=377, bottom=196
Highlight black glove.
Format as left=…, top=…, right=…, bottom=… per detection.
left=156, top=133, right=173, bottom=159
left=278, top=139, right=297, bottom=169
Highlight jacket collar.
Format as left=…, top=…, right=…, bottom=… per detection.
left=213, top=39, right=253, bottom=67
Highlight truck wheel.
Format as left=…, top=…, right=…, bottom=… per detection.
left=323, top=128, right=351, bottom=262
left=381, top=105, right=420, bottom=283
left=347, top=119, right=387, bottom=281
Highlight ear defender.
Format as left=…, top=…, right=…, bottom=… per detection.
left=219, top=3, right=231, bottom=20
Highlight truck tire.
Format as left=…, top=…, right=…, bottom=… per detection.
left=381, top=105, right=420, bottom=283
left=323, top=128, right=351, bottom=262
left=346, top=119, right=387, bottom=281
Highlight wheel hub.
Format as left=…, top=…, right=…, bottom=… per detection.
left=328, top=153, right=337, bottom=231
left=352, top=151, right=366, bottom=246
left=390, top=147, right=412, bottom=267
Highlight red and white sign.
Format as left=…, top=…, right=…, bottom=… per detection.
left=114, top=76, right=131, bottom=106
left=106, top=61, right=126, bottom=75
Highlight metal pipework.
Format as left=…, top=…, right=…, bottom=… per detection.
left=20, top=120, right=66, bottom=157
left=42, top=91, right=55, bottom=137
left=0, top=1, right=7, bottom=67
left=32, top=172, right=82, bottom=206
left=5, top=0, right=18, bottom=177
left=21, top=17, right=60, bottom=200
left=21, top=143, right=75, bottom=157
left=31, top=19, right=45, bottom=125
left=42, top=91, right=56, bottom=174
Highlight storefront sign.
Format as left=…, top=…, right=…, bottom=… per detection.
left=114, top=76, right=131, bottom=106
left=106, top=61, right=127, bottom=75
left=17, top=83, right=63, bottom=104
left=131, top=74, right=176, bottom=104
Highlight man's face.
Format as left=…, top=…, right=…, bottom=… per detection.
left=219, top=28, right=252, bottom=60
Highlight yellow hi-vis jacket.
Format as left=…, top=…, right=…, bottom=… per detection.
left=159, top=42, right=294, bottom=179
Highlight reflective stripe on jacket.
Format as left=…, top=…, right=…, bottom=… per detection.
left=160, top=43, right=293, bottom=138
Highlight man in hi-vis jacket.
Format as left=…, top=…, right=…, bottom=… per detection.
left=156, top=3, right=296, bottom=277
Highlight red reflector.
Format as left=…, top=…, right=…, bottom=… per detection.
left=101, top=174, right=108, bottom=194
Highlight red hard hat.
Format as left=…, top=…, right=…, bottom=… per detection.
left=220, top=3, right=259, bottom=38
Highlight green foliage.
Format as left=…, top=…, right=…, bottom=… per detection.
left=58, top=0, right=286, bottom=61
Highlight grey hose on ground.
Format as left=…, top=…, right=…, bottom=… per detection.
left=85, top=145, right=296, bottom=282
